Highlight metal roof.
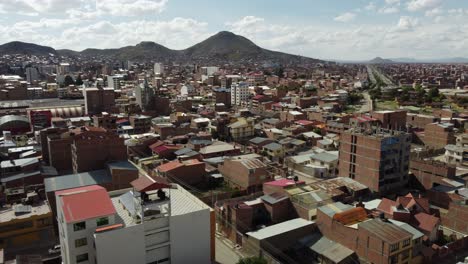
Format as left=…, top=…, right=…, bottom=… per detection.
left=246, top=218, right=314, bottom=241
left=0, top=115, right=29, bottom=127
left=310, top=236, right=355, bottom=263
left=44, top=170, right=111, bottom=193
left=358, top=219, right=412, bottom=244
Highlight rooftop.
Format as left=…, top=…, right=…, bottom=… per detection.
left=359, top=218, right=412, bottom=243
left=56, top=185, right=116, bottom=224
left=0, top=200, right=50, bottom=223
left=45, top=169, right=111, bottom=193
left=246, top=218, right=314, bottom=240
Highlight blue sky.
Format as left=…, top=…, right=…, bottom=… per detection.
left=1, top=0, right=468, bottom=60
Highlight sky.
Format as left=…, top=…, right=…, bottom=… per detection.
left=1, top=0, right=468, bottom=60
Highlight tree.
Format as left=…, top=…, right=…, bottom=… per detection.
left=64, top=75, right=74, bottom=87
left=237, top=256, right=267, bottom=264
left=75, top=75, right=83, bottom=86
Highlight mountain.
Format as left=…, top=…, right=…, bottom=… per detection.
left=0, top=41, right=57, bottom=56
left=0, top=31, right=323, bottom=64
left=368, top=57, right=396, bottom=64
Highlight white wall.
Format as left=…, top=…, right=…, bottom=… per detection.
left=94, top=224, right=146, bottom=264
left=170, top=209, right=211, bottom=264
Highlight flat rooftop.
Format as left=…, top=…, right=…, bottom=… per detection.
left=0, top=201, right=50, bottom=223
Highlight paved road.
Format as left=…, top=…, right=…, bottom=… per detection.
left=215, top=236, right=242, bottom=264
left=358, top=92, right=373, bottom=113
left=367, top=65, right=394, bottom=86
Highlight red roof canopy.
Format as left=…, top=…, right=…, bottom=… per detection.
left=131, top=176, right=171, bottom=192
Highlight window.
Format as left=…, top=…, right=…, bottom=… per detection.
left=73, top=222, right=86, bottom=231
left=402, top=239, right=410, bottom=247
left=76, top=253, right=88, bottom=263
left=96, top=217, right=109, bottom=227
left=390, top=243, right=399, bottom=252
left=75, top=238, right=87, bottom=248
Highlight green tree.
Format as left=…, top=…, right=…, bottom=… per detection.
left=237, top=256, right=267, bottom=264
left=75, top=75, right=84, bottom=86
left=64, top=75, right=74, bottom=87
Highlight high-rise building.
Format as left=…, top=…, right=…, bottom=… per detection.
left=56, top=179, right=213, bottom=264
left=231, top=82, right=250, bottom=106
left=338, top=128, right=411, bottom=194
left=154, top=63, right=164, bottom=76
left=25, top=67, right=39, bottom=83
left=107, top=75, right=124, bottom=90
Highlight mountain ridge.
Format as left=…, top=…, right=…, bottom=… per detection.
left=0, top=31, right=323, bottom=64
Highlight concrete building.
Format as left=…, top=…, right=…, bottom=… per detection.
left=25, top=67, right=39, bottom=84
left=56, top=179, right=213, bottom=264
left=129, top=115, right=152, bottom=134
left=106, top=75, right=124, bottom=90
left=57, top=63, right=70, bottom=75
left=339, top=128, right=411, bottom=194
left=227, top=118, right=254, bottom=141
left=231, top=82, right=250, bottom=106
left=445, top=133, right=468, bottom=168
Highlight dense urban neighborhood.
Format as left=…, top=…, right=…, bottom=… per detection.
left=0, top=1, right=468, bottom=263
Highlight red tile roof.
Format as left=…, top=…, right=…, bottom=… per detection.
left=413, top=212, right=440, bottom=233
left=56, top=185, right=115, bottom=224
left=157, top=161, right=183, bottom=172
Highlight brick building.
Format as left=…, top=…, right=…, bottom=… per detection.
left=371, top=110, right=408, bottom=130
left=84, top=87, right=115, bottom=115
left=339, top=128, right=411, bottom=194
left=219, top=156, right=272, bottom=192
left=423, top=122, right=456, bottom=149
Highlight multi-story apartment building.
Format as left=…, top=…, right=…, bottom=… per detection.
left=339, top=128, right=411, bottom=194
left=84, top=87, right=115, bottom=115
left=92, top=113, right=118, bottom=133
left=71, top=127, right=127, bottom=173
left=56, top=178, right=213, bottom=264
left=129, top=115, right=152, bottom=134
left=230, top=82, right=250, bottom=106
left=424, top=122, right=456, bottom=149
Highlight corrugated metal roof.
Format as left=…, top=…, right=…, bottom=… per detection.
left=246, top=218, right=314, bottom=240
left=310, top=236, right=355, bottom=263
left=359, top=219, right=412, bottom=244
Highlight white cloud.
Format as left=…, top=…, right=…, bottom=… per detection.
left=334, top=12, right=356, bottom=22
left=96, top=0, right=168, bottom=16
left=425, top=7, right=442, bottom=17
left=385, top=0, right=400, bottom=5
left=365, top=2, right=376, bottom=11
left=393, top=16, right=419, bottom=32
left=379, top=7, right=399, bottom=14
left=407, top=0, right=442, bottom=12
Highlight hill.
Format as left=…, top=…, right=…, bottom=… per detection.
left=368, top=57, right=396, bottom=64
left=0, top=41, right=57, bottom=56
left=0, top=32, right=323, bottom=64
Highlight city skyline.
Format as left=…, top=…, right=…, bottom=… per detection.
left=1, top=0, right=468, bottom=60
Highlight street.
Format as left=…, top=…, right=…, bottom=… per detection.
left=215, top=236, right=243, bottom=264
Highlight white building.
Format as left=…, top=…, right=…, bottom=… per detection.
left=107, top=75, right=124, bottom=90
left=56, top=178, right=213, bottom=264
left=27, top=87, right=43, bottom=99
left=180, top=84, right=195, bottom=97
left=200, top=66, right=219, bottom=76
left=231, top=82, right=250, bottom=106
left=25, top=67, right=39, bottom=83
left=154, top=63, right=164, bottom=76
left=57, top=63, right=70, bottom=75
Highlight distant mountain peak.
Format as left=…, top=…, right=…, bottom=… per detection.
left=368, top=57, right=395, bottom=64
